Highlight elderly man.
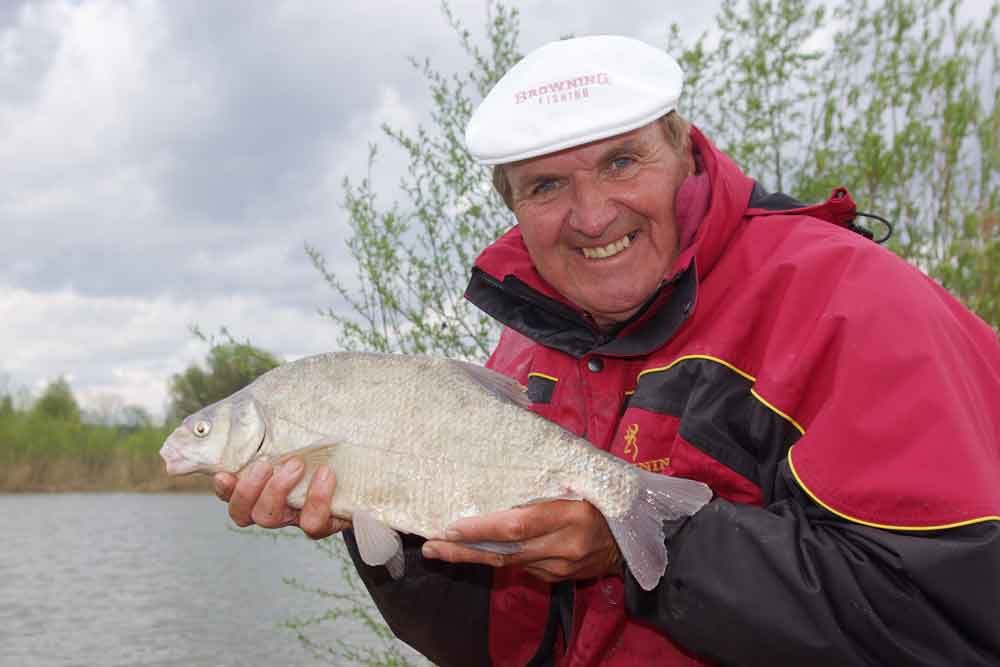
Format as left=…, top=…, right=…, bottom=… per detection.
left=215, top=36, right=1000, bottom=666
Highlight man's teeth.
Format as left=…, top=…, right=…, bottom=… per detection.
left=581, top=233, right=632, bottom=259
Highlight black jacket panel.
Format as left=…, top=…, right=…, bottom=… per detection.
left=343, top=530, right=493, bottom=667
left=624, top=476, right=1000, bottom=667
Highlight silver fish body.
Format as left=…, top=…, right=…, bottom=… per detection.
left=160, top=352, right=712, bottom=590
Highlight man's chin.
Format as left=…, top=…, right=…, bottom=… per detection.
left=579, top=299, right=647, bottom=330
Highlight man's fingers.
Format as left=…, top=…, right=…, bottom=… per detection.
left=299, top=465, right=340, bottom=539
left=214, top=473, right=236, bottom=502
left=426, top=498, right=620, bottom=583
left=251, top=458, right=305, bottom=528
left=228, top=461, right=272, bottom=527
left=523, top=561, right=567, bottom=583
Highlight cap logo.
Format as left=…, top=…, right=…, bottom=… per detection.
left=513, top=72, right=611, bottom=105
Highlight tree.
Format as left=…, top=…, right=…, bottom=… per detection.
left=0, top=394, right=14, bottom=418
left=84, top=394, right=155, bottom=430
left=118, top=404, right=153, bottom=431
left=671, top=0, right=827, bottom=193
left=308, top=1, right=520, bottom=360
left=673, top=0, right=1000, bottom=331
left=803, top=0, right=999, bottom=318
left=166, top=336, right=281, bottom=424
left=0, top=373, right=17, bottom=417
left=33, top=378, right=81, bottom=422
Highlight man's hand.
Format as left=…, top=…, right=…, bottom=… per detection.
left=420, top=499, right=621, bottom=583
left=213, top=458, right=351, bottom=539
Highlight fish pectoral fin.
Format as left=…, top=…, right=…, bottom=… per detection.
left=353, top=510, right=404, bottom=578
left=462, top=540, right=523, bottom=555
left=519, top=493, right=584, bottom=506
left=272, top=440, right=339, bottom=473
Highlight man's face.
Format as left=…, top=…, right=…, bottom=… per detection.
left=506, top=121, right=693, bottom=329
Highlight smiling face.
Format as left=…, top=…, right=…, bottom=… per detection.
left=505, top=120, right=693, bottom=329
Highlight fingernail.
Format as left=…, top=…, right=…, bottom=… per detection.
left=213, top=475, right=229, bottom=497
left=445, top=529, right=461, bottom=541
left=315, top=465, right=330, bottom=483
left=422, top=544, right=438, bottom=559
left=280, top=458, right=303, bottom=478
left=250, top=461, right=271, bottom=481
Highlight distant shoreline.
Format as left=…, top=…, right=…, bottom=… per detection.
left=0, top=474, right=214, bottom=493
left=0, top=415, right=213, bottom=493
left=0, top=450, right=214, bottom=493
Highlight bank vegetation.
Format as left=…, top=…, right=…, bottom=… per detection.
left=0, top=336, right=277, bottom=492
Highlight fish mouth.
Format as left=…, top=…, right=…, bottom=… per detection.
left=580, top=231, right=637, bottom=259
left=159, top=443, right=199, bottom=476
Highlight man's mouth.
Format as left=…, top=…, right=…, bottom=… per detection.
left=581, top=231, right=637, bottom=259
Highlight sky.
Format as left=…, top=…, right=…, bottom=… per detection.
left=0, top=0, right=722, bottom=419
left=1, top=0, right=993, bottom=420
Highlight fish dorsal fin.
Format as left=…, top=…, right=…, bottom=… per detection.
left=353, top=510, right=404, bottom=578
left=451, top=360, right=531, bottom=410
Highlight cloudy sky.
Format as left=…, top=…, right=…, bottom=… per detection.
left=2, top=0, right=991, bottom=420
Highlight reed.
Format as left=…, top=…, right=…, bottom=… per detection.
left=0, top=412, right=211, bottom=492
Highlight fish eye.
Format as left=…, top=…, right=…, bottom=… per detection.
left=192, top=420, right=212, bottom=438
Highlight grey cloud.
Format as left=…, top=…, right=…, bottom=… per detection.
left=0, top=1, right=463, bottom=303
left=139, top=2, right=467, bottom=227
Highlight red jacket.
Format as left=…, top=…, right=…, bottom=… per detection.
left=464, top=127, right=1000, bottom=666
left=346, top=127, right=1000, bottom=667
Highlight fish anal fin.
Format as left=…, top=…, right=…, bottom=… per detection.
left=354, top=510, right=404, bottom=578
left=384, top=548, right=405, bottom=579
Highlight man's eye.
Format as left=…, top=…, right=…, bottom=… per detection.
left=610, top=156, right=635, bottom=171
left=533, top=179, right=558, bottom=195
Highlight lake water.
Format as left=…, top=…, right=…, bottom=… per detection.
left=0, top=493, right=414, bottom=667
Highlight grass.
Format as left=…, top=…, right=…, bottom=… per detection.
left=0, top=411, right=211, bottom=492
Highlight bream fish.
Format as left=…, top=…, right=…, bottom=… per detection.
left=159, top=352, right=712, bottom=590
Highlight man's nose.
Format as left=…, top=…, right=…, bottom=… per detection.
left=569, top=179, right=616, bottom=236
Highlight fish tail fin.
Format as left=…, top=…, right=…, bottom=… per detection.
left=606, top=470, right=712, bottom=591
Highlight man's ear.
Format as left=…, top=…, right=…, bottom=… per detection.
left=684, top=144, right=697, bottom=177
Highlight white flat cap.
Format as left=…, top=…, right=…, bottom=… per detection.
left=465, top=35, right=683, bottom=165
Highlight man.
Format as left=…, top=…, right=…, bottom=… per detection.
left=214, top=36, right=1000, bottom=666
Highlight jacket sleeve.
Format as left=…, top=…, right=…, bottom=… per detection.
left=343, top=530, right=493, bottom=667
left=622, top=470, right=1000, bottom=667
